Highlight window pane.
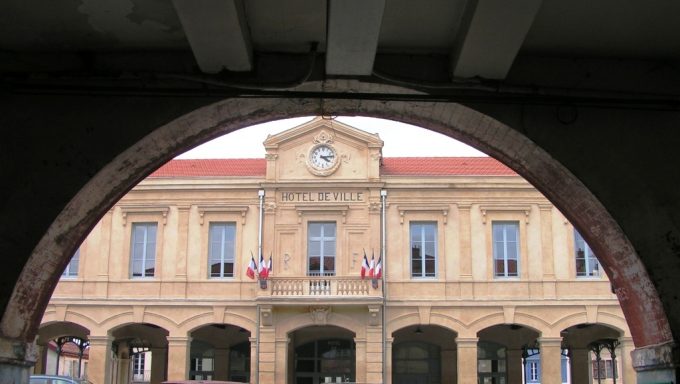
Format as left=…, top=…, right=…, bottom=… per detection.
left=412, top=258, right=422, bottom=276
left=495, top=259, right=506, bottom=276
left=309, top=223, right=322, bottom=237
left=325, top=241, right=336, bottom=256
left=507, top=259, right=518, bottom=276
left=210, top=262, right=222, bottom=277
left=223, top=262, right=234, bottom=277
left=309, top=257, right=321, bottom=272
left=323, top=223, right=336, bottom=237
left=323, top=257, right=335, bottom=272
left=308, top=240, right=320, bottom=256
left=132, top=260, right=143, bottom=276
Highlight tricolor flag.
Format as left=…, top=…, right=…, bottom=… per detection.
left=361, top=251, right=370, bottom=279
left=374, top=255, right=382, bottom=279
left=368, top=252, right=376, bottom=278
left=258, top=252, right=268, bottom=279
left=246, top=253, right=257, bottom=280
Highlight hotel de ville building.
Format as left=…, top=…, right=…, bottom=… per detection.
left=35, top=118, right=634, bottom=384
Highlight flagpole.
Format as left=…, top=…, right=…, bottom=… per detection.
left=256, top=189, right=264, bottom=384
left=380, top=189, right=387, bottom=384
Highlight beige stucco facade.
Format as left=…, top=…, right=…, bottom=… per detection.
left=37, top=118, right=634, bottom=384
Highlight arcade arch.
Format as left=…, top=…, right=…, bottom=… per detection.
left=5, top=90, right=672, bottom=379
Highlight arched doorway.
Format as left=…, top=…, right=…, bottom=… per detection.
left=561, top=323, right=630, bottom=384
left=189, top=324, right=251, bottom=382
left=290, top=325, right=355, bottom=384
left=110, top=323, right=169, bottom=384
left=35, top=322, right=90, bottom=378
left=392, top=324, right=458, bottom=384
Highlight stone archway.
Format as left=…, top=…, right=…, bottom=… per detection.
left=2, top=93, right=671, bottom=377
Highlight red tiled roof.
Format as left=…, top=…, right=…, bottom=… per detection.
left=151, top=159, right=266, bottom=177
left=149, top=157, right=516, bottom=178
left=381, top=157, right=516, bottom=176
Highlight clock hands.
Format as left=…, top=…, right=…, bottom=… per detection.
left=320, top=154, right=334, bottom=162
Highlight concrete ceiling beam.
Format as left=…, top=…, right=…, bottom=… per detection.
left=451, top=0, right=542, bottom=80
left=172, top=0, right=253, bottom=74
left=326, top=0, right=385, bottom=76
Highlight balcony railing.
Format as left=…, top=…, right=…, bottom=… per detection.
left=267, top=276, right=380, bottom=297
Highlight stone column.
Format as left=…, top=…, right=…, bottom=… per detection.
left=539, top=337, right=563, bottom=384
left=354, top=337, right=367, bottom=384
left=274, top=337, right=289, bottom=384
left=619, top=337, right=636, bottom=384
left=458, top=205, right=473, bottom=299
left=258, top=328, right=275, bottom=383
left=506, top=348, right=524, bottom=384
left=150, top=347, right=167, bottom=384
left=166, top=336, right=191, bottom=380
left=33, top=343, right=47, bottom=375
left=569, top=347, right=592, bottom=384
left=0, top=337, right=38, bottom=384
left=456, top=337, right=478, bottom=384
left=213, top=347, right=230, bottom=380
left=366, top=327, right=383, bottom=384
left=385, top=337, right=393, bottom=384
left=632, top=342, right=677, bottom=383
left=249, top=337, right=257, bottom=384
left=88, top=335, right=113, bottom=384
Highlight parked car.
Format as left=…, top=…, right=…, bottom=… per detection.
left=29, top=375, right=91, bottom=384
left=162, top=381, right=244, bottom=384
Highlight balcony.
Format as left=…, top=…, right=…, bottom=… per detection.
left=257, top=276, right=383, bottom=302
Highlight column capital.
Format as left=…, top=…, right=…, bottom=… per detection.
left=86, top=335, right=113, bottom=346
left=455, top=337, right=479, bottom=346
left=166, top=336, right=192, bottom=346
left=537, top=337, right=563, bottom=347
left=632, top=341, right=678, bottom=372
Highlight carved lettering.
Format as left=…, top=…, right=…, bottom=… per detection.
left=280, top=191, right=364, bottom=203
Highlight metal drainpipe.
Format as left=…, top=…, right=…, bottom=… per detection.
left=381, top=189, right=387, bottom=384
left=256, top=189, right=264, bottom=384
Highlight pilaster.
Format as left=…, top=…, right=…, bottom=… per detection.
left=539, top=337, right=563, bottom=384
left=166, top=336, right=191, bottom=380
left=88, top=335, right=113, bottom=384
left=456, top=337, right=478, bottom=384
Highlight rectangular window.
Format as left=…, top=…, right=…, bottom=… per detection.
left=575, top=230, right=600, bottom=277
left=308, top=222, right=336, bottom=276
left=530, top=361, right=538, bottom=381
left=592, top=359, right=617, bottom=379
left=62, top=248, right=80, bottom=278
left=410, top=222, right=437, bottom=278
left=493, top=221, right=520, bottom=278
left=208, top=222, right=236, bottom=278
left=133, top=353, right=145, bottom=375
left=130, top=223, right=157, bottom=278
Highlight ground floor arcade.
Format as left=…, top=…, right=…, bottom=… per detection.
left=36, top=302, right=635, bottom=384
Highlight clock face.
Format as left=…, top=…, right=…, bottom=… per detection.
left=307, top=144, right=340, bottom=176
left=309, top=144, right=337, bottom=170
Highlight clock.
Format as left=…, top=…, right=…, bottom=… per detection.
left=307, top=144, right=340, bottom=176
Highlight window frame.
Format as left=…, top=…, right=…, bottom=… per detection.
left=130, top=222, right=158, bottom=279
left=492, top=221, right=520, bottom=278
left=574, top=229, right=601, bottom=278
left=410, top=221, right=438, bottom=279
left=307, top=221, right=337, bottom=276
left=208, top=222, right=237, bottom=279
left=62, top=248, right=80, bottom=278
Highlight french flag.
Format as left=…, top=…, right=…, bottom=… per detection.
left=246, top=255, right=257, bottom=280
left=374, top=255, right=382, bottom=279
left=258, top=253, right=268, bottom=279
left=368, top=253, right=376, bottom=278
left=361, top=253, right=370, bottom=279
